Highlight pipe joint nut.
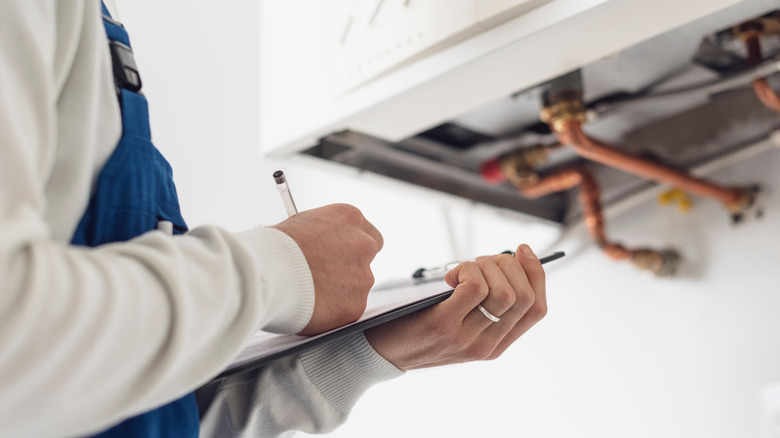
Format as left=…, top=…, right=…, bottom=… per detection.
left=631, top=249, right=681, bottom=277
left=541, top=99, right=587, bottom=133
left=733, top=14, right=780, bottom=40
left=724, top=186, right=759, bottom=214
left=498, top=145, right=551, bottom=187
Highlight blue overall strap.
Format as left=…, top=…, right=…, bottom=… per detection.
left=74, top=3, right=199, bottom=437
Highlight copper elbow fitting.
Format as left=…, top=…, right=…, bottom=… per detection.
left=741, top=34, right=780, bottom=112
left=753, top=78, right=780, bottom=112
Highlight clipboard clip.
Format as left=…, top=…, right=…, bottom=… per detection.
left=412, top=262, right=460, bottom=280
left=411, top=251, right=516, bottom=280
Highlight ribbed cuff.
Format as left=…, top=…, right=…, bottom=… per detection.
left=299, top=332, right=404, bottom=415
left=235, top=227, right=315, bottom=334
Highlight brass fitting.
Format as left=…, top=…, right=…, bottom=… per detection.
left=498, top=145, right=552, bottom=187
left=631, top=249, right=681, bottom=277
left=725, top=185, right=763, bottom=224
left=723, top=186, right=757, bottom=215
left=732, top=13, right=780, bottom=41
left=541, top=91, right=587, bottom=134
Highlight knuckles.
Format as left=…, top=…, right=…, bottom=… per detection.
left=490, top=283, right=516, bottom=310
left=330, top=203, right=383, bottom=256
left=515, top=287, right=536, bottom=310
left=331, top=203, right=365, bottom=224
left=459, top=262, right=489, bottom=298
left=355, top=233, right=381, bottom=258
left=469, top=280, right=490, bottom=301
left=495, top=253, right=516, bottom=265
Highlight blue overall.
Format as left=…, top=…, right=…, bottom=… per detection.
left=70, top=3, right=200, bottom=437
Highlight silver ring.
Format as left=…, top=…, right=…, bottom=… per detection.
left=477, top=304, right=501, bottom=323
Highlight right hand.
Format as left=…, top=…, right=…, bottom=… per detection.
left=272, top=204, right=383, bottom=336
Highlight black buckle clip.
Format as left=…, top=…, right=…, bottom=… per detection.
left=109, top=40, right=142, bottom=93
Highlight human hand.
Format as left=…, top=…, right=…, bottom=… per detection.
left=364, top=244, right=546, bottom=370
left=272, top=204, right=383, bottom=336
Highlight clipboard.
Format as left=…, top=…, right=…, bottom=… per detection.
left=215, top=251, right=565, bottom=380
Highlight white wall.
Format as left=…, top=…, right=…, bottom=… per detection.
left=117, top=0, right=558, bottom=281
left=118, top=1, right=780, bottom=437
left=315, top=150, right=780, bottom=438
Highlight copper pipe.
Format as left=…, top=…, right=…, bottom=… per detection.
left=555, top=120, right=744, bottom=207
left=744, top=35, right=780, bottom=112
left=516, top=167, right=581, bottom=198
left=745, top=33, right=763, bottom=66
left=517, top=167, right=632, bottom=260
left=754, top=78, right=780, bottom=112
left=510, top=165, right=680, bottom=274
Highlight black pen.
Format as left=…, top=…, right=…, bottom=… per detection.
left=539, top=251, right=566, bottom=264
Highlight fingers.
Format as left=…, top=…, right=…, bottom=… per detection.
left=443, top=251, right=532, bottom=326
left=486, top=244, right=547, bottom=359
left=445, top=245, right=548, bottom=361
left=357, top=215, right=384, bottom=253
left=278, top=203, right=384, bottom=335
left=440, top=262, right=490, bottom=322
left=344, top=203, right=384, bottom=252
left=461, top=255, right=525, bottom=331
left=328, top=203, right=384, bottom=253
left=511, top=244, right=546, bottom=325
left=366, top=244, right=548, bottom=370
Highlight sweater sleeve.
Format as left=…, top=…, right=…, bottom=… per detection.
left=197, top=333, right=404, bottom=438
left=0, top=2, right=315, bottom=437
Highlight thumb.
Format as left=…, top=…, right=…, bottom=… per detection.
left=445, top=264, right=462, bottom=288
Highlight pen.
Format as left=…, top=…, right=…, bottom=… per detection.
left=539, top=251, right=566, bottom=264
left=273, top=170, right=298, bottom=217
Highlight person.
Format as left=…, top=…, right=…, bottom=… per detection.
left=0, top=1, right=548, bottom=437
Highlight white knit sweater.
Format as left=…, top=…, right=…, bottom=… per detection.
left=0, top=1, right=400, bottom=437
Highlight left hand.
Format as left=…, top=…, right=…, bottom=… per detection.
left=364, top=244, right=547, bottom=371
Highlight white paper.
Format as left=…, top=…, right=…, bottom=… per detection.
left=226, top=279, right=452, bottom=371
